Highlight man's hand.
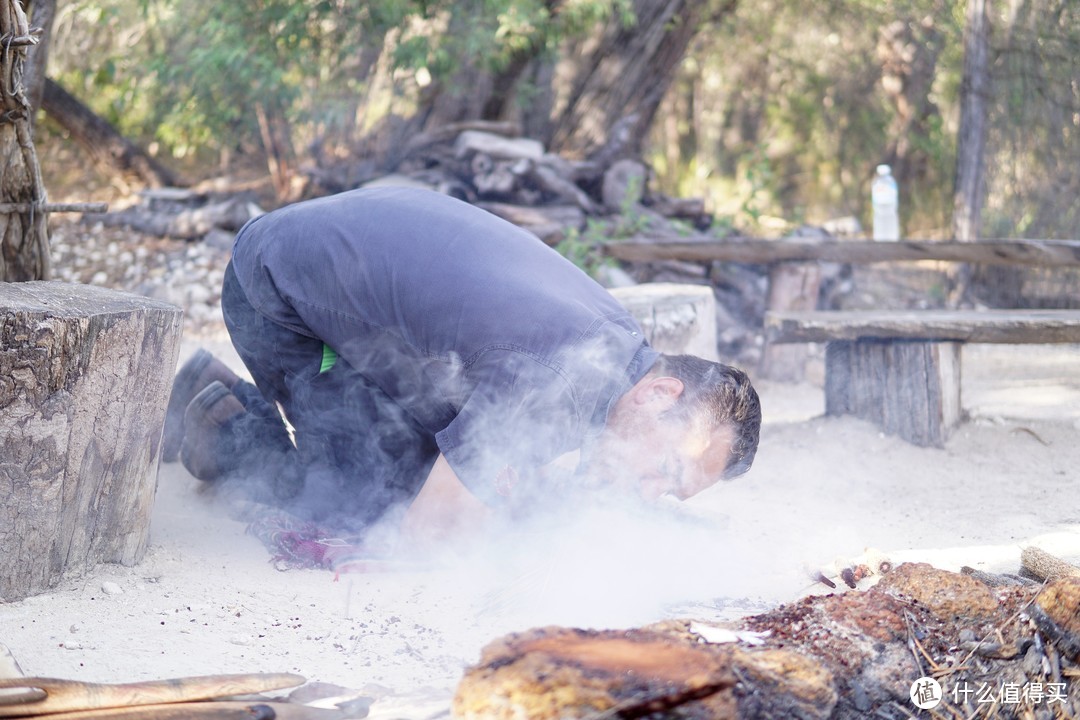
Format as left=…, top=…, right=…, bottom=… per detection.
left=399, top=454, right=492, bottom=557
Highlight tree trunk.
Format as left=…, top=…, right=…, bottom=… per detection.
left=0, top=0, right=49, bottom=281
left=22, top=0, right=55, bottom=118
left=876, top=11, right=945, bottom=190
left=0, top=282, right=183, bottom=601
left=255, top=100, right=299, bottom=202
left=950, top=0, right=991, bottom=306
left=544, top=0, right=718, bottom=160
left=41, top=78, right=178, bottom=188
left=405, top=0, right=719, bottom=171
left=953, top=0, right=990, bottom=242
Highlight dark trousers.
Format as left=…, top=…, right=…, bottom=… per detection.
left=219, top=262, right=439, bottom=528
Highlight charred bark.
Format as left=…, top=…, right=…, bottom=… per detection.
left=41, top=77, right=177, bottom=188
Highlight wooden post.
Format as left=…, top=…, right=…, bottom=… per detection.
left=760, top=261, right=822, bottom=381
left=824, top=339, right=961, bottom=447
left=0, top=282, right=183, bottom=601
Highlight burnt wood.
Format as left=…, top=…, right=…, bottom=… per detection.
left=0, top=282, right=183, bottom=600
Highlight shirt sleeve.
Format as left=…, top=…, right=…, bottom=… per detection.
left=435, top=348, right=581, bottom=507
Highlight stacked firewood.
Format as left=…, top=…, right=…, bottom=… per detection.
left=82, top=123, right=769, bottom=365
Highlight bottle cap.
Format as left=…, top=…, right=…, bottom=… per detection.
left=876, top=164, right=891, bottom=176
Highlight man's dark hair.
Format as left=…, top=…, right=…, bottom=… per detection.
left=653, top=353, right=761, bottom=479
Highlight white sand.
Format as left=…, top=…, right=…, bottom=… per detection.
left=2, top=335, right=1079, bottom=717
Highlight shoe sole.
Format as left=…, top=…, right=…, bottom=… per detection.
left=179, top=381, right=242, bottom=482
left=161, top=349, right=214, bottom=462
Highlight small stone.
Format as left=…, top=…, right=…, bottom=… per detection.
left=69, top=624, right=80, bottom=634
left=228, top=635, right=251, bottom=647
left=101, top=581, right=123, bottom=596
left=61, top=640, right=83, bottom=650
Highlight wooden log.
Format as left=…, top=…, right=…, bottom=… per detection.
left=1021, top=546, right=1080, bottom=583
left=475, top=203, right=585, bottom=232
left=824, top=339, right=961, bottom=447
left=0, top=282, right=183, bottom=601
left=91, top=197, right=260, bottom=240
left=530, top=165, right=599, bottom=214
left=454, top=131, right=544, bottom=161
left=475, top=201, right=585, bottom=245
left=605, top=238, right=1080, bottom=267
left=600, top=159, right=647, bottom=211
left=766, top=309, right=1080, bottom=344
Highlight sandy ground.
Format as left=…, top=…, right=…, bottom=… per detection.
left=2, top=332, right=1080, bottom=717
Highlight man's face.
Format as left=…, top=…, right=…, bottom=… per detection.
left=587, top=414, right=736, bottom=502
left=634, top=417, right=736, bottom=501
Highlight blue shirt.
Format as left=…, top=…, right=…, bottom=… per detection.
left=230, top=187, right=657, bottom=504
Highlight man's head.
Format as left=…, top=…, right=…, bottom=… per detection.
left=586, top=353, right=761, bottom=501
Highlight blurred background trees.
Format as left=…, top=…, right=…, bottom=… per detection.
left=27, top=0, right=1080, bottom=239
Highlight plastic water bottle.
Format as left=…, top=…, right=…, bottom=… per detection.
left=871, top=164, right=900, bottom=241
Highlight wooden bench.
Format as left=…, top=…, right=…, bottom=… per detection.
left=604, top=236, right=1080, bottom=446
left=766, top=309, right=1080, bottom=446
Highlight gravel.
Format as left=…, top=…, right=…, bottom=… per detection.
left=49, top=218, right=231, bottom=338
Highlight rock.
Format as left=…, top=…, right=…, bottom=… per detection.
left=877, top=562, right=999, bottom=621
left=101, top=581, right=123, bottom=596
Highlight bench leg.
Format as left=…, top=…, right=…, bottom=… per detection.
left=824, top=340, right=962, bottom=447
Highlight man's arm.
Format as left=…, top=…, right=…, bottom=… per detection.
left=399, top=453, right=492, bottom=555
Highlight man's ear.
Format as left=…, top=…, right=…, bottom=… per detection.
left=631, top=375, right=685, bottom=409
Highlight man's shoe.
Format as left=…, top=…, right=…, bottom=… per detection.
left=162, top=350, right=240, bottom=462
left=179, top=381, right=247, bottom=482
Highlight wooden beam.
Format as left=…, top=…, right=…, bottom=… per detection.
left=604, top=238, right=1080, bottom=267
left=765, top=309, right=1080, bottom=344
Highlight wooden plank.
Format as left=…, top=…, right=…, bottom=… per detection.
left=766, top=309, right=1080, bottom=344
left=604, top=237, right=1080, bottom=267
left=825, top=340, right=961, bottom=447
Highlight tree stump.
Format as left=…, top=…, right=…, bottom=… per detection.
left=0, top=282, right=183, bottom=601
left=610, top=283, right=719, bottom=361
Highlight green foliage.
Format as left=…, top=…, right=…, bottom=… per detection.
left=556, top=221, right=614, bottom=280
left=47, top=0, right=1080, bottom=241
left=50, top=0, right=626, bottom=165
left=648, top=0, right=1079, bottom=240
